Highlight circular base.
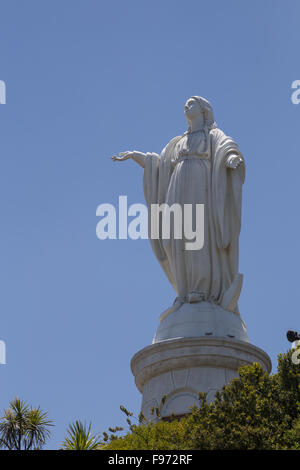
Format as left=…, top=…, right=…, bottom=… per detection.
left=131, top=337, right=271, bottom=420
left=153, top=301, right=250, bottom=344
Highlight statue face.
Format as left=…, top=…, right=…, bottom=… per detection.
left=184, top=98, right=202, bottom=121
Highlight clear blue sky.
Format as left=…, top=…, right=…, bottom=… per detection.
left=0, top=0, right=299, bottom=449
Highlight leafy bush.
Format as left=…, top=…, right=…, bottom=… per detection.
left=103, top=350, right=300, bottom=450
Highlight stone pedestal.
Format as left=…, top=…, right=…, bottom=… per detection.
left=131, top=302, right=271, bottom=420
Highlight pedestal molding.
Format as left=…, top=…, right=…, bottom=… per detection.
left=131, top=337, right=271, bottom=393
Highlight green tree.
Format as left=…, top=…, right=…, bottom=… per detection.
left=61, top=420, right=102, bottom=450
left=282, top=415, right=300, bottom=449
left=0, top=398, right=53, bottom=450
left=103, top=349, right=300, bottom=450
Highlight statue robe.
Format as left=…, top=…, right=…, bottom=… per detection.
left=143, top=128, right=245, bottom=313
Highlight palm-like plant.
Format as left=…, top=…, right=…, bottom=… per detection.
left=0, top=398, right=53, bottom=450
left=61, top=420, right=102, bottom=450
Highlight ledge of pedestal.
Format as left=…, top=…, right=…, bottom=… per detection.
left=131, top=337, right=271, bottom=419
left=131, top=337, right=271, bottom=393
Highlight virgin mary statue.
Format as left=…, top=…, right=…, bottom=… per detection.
left=112, top=96, right=245, bottom=315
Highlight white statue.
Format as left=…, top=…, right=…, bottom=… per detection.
left=112, top=96, right=244, bottom=314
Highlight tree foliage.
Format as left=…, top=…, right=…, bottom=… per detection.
left=0, top=398, right=52, bottom=450
left=104, top=350, right=300, bottom=450
left=61, top=420, right=103, bottom=450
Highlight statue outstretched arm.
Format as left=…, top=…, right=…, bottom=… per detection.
left=111, top=151, right=147, bottom=168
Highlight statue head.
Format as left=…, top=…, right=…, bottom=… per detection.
left=184, top=96, right=217, bottom=133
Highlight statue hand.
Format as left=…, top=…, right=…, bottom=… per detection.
left=111, top=151, right=135, bottom=162
left=226, top=154, right=243, bottom=170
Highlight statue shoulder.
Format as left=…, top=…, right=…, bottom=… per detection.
left=209, top=127, right=238, bottom=146
left=170, top=134, right=183, bottom=143
left=209, top=127, right=226, bottom=141
left=161, top=135, right=182, bottom=156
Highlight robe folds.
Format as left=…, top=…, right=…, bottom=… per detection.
left=143, top=128, right=245, bottom=313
